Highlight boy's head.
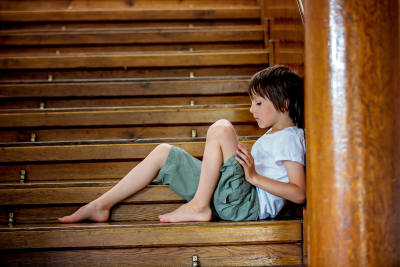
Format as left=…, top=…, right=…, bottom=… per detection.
left=248, top=65, right=304, bottom=128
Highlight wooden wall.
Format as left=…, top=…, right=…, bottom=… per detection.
left=305, top=0, right=399, bottom=266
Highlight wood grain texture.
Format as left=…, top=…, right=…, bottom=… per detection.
left=0, top=95, right=250, bottom=109
left=0, top=50, right=268, bottom=70
left=0, top=0, right=258, bottom=10
left=0, top=105, right=253, bottom=128
left=0, top=184, right=184, bottom=205
left=0, top=124, right=263, bottom=143
left=0, top=139, right=255, bottom=162
left=0, top=244, right=302, bottom=266
left=0, top=203, right=183, bottom=224
left=0, top=161, right=140, bottom=182
left=305, top=0, right=399, bottom=266
left=0, top=67, right=262, bottom=82
left=0, top=26, right=263, bottom=45
left=0, top=220, right=302, bottom=249
left=0, top=78, right=249, bottom=98
left=0, top=6, right=260, bottom=22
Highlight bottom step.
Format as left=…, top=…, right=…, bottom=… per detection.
left=1, top=244, right=302, bottom=267
left=0, top=220, right=302, bottom=266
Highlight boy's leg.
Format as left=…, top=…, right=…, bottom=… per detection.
left=58, top=143, right=171, bottom=223
left=159, top=119, right=238, bottom=222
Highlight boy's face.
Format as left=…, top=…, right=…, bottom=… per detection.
left=249, top=94, right=282, bottom=129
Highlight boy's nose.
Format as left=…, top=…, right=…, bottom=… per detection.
left=249, top=104, right=254, bottom=114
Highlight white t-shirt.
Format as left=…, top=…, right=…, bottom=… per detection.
left=251, top=126, right=305, bottom=219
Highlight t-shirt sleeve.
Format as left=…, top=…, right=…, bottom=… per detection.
left=273, top=131, right=305, bottom=166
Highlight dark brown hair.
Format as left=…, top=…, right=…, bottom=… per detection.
left=248, top=65, right=304, bottom=128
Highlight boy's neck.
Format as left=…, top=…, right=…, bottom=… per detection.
left=268, top=115, right=295, bottom=134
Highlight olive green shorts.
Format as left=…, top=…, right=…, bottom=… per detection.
left=156, top=146, right=260, bottom=221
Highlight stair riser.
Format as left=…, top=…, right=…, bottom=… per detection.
left=1, top=203, right=183, bottom=224
left=0, top=244, right=302, bottom=266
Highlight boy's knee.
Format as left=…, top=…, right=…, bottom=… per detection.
left=153, top=143, right=172, bottom=166
left=156, top=143, right=171, bottom=154
left=207, top=119, right=236, bottom=139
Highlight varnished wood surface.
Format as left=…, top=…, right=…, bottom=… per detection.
left=0, top=184, right=184, bottom=205
left=0, top=20, right=260, bottom=32
left=0, top=77, right=250, bottom=98
left=0, top=0, right=258, bottom=10
left=0, top=220, right=302, bottom=249
left=0, top=6, right=260, bottom=22
left=0, top=95, right=250, bottom=109
left=0, top=161, right=140, bottom=182
left=0, top=67, right=262, bottom=82
left=305, top=0, right=399, bottom=266
left=0, top=104, right=253, bottom=128
left=0, top=26, right=263, bottom=45
left=0, top=244, right=302, bottom=266
left=1, top=43, right=264, bottom=56
left=0, top=138, right=255, bottom=162
left=0, top=124, right=263, bottom=143
left=0, top=50, right=268, bottom=70
left=0, top=203, right=183, bottom=224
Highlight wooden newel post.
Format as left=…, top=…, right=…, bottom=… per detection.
left=305, top=0, right=399, bottom=266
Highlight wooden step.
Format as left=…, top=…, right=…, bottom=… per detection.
left=0, top=182, right=183, bottom=205
left=0, top=104, right=253, bottom=128
left=0, top=124, right=263, bottom=143
left=0, top=77, right=251, bottom=109
left=0, top=66, right=263, bottom=82
left=0, top=95, right=251, bottom=109
left=0, top=20, right=260, bottom=32
left=0, top=49, right=268, bottom=70
left=0, top=26, right=263, bottom=46
left=0, top=0, right=258, bottom=10
left=0, top=220, right=302, bottom=249
left=0, top=202, right=182, bottom=225
left=0, top=220, right=302, bottom=266
left=0, top=77, right=249, bottom=98
left=0, top=243, right=302, bottom=266
left=0, top=6, right=260, bottom=22
left=0, top=138, right=257, bottom=183
left=0, top=138, right=256, bottom=163
left=1, top=43, right=264, bottom=56
left=0, top=182, right=184, bottom=224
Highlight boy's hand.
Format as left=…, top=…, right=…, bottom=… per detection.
left=235, top=143, right=257, bottom=184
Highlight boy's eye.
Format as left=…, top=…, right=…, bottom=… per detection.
left=256, top=102, right=262, bottom=106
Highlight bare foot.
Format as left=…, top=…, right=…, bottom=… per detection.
left=58, top=201, right=110, bottom=223
left=159, top=202, right=212, bottom=223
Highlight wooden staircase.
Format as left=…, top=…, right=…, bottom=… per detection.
left=0, top=0, right=304, bottom=266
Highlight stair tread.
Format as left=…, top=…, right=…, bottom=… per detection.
left=0, top=78, right=250, bottom=99
left=0, top=184, right=184, bottom=205
left=0, top=49, right=268, bottom=69
left=0, top=103, right=249, bottom=113
left=0, top=6, right=260, bottom=22
left=0, top=219, right=302, bottom=249
left=0, top=219, right=301, bottom=231
left=0, top=105, right=255, bottom=128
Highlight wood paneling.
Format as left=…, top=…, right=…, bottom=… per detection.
left=305, top=0, right=399, bottom=265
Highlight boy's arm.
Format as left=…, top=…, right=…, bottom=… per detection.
left=248, top=161, right=305, bottom=204
left=235, top=143, right=306, bottom=204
